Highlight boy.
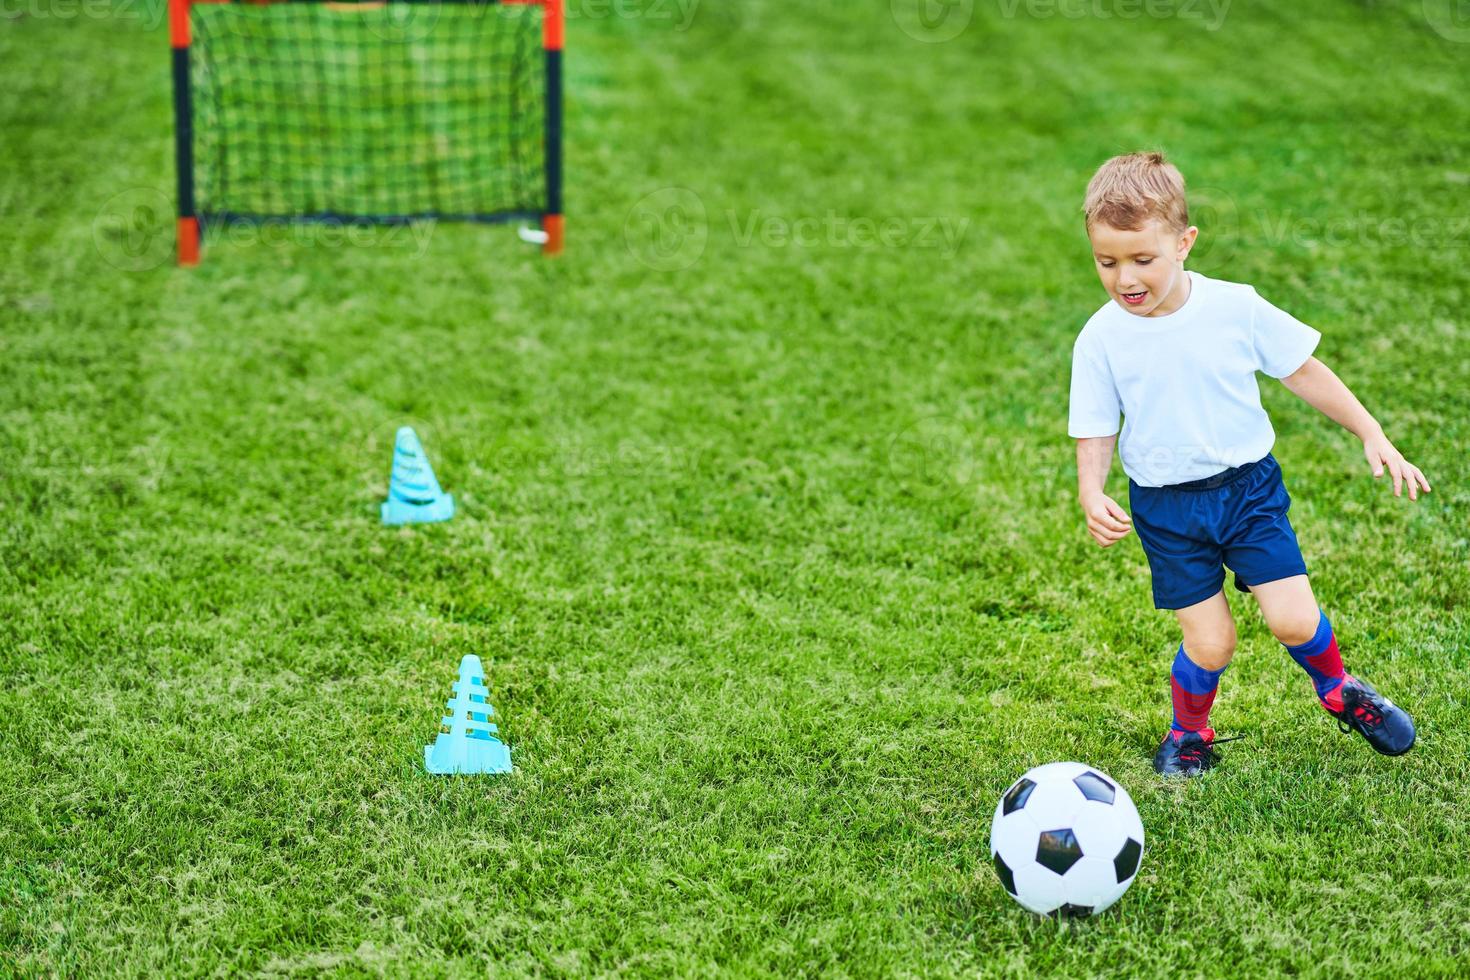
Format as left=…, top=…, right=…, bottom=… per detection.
left=1068, top=152, right=1432, bottom=777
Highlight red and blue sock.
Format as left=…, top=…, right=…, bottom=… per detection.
left=1284, top=609, right=1347, bottom=712
left=1170, top=644, right=1226, bottom=738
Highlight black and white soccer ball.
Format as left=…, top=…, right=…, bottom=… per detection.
left=990, top=762, right=1145, bottom=917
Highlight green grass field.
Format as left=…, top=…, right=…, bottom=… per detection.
left=4, top=0, right=1470, bottom=975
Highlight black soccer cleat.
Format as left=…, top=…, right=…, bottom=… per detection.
left=1153, top=729, right=1220, bottom=777
left=1329, top=676, right=1416, bottom=756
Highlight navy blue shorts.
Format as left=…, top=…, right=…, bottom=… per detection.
left=1128, top=454, right=1309, bottom=610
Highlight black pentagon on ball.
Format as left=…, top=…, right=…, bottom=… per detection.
left=1002, top=778, right=1036, bottom=815
left=1072, top=771, right=1116, bottom=805
left=1114, top=837, right=1143, bottom=883
left=1053, top=903, right=1093, bottom=919
left=1036, top=828, right=1083, bottom=875
left=993, top=852, right=1017, bottom=896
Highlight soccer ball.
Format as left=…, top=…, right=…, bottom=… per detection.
left=989, top=762, right=1145, bottom=917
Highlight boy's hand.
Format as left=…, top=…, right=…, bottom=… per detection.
left=1362, top=431, right=1432, bottom=501
left=1080, top=491, right=1133, bottom=547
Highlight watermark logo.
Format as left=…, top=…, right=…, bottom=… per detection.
left=728, top=210, right=970, bottom=256
left=624, top=188, right=971, bottom=269
left=359, top=0, right=443, bottom=44
left=566, top=0, right=701, bottom=31
left=887, top=416, right=976, bottom=500
left=1183, top=185, right=1239, bottom=272
left=92, top=188, right=173, bottom=272
left=624, top=187, right=709, bottom=271
left=1258, top=210, right=1470, bottom=250
left=0, top=0, right=165, bottom=29
left=1128, top=442, right=1266, bottom=486
left=212, top=218, right=436, bottom=256
left=995, top=0, right=1231, bottom=30
left=891, top=0, right=975, bottom=43
left=512, top=436, right=707, bottom=482
left=200, top=0, right=441, bottom=42
left=1423, top=0, right=1470, bottom=43
left=357, top=415, right=462, bottom=502
left=891, top=0, right=1230, bottom=40
left=348, top=0, right=703, bottom=42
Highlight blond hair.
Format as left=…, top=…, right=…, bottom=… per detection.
left=1083, top=152, right=1189, bottom=233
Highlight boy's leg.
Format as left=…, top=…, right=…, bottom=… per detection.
left=1155, top=590, right=1236, bottom=776
left=1247, top=575, right=1345, bottom=708
left=1250, top=575, right=1415, bottom=755
left=1169, top=589, right=1236, bottom=732
left=1175, top=589, right=1238, bottom=672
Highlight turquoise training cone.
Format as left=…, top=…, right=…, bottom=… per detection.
left=381, top=426, right=454, bottom=525
left=424, top=654, right=512, bottom=775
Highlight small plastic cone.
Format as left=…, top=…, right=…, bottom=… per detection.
left=424, top=655, right=512, bottom=775
left=381, top=426, right=454, bottom=525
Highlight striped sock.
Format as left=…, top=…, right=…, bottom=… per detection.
left=1170, top=644, right=1226, bottom=737
left=1284, top=609, right=1347, bottom=712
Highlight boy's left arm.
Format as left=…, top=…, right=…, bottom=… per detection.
left=1280, top=356, right=1432, bottom=501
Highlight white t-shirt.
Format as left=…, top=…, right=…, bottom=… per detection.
left=1068, top=271, right=1321, bottom=487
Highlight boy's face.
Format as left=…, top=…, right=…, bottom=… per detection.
left=1088, top=219, right=1199, bottom=317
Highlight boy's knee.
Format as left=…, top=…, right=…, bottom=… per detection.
left=1185, top=641, right=1235, bottom=672
left=1183, top=627, right=1236, bottom=671
left=1271, top=611, right=1322, bottom=648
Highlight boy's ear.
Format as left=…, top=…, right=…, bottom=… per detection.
left=1177, top=225, right=1200, bottom=261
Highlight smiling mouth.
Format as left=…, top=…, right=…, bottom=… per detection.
left=1121, top=290, right=1148, bottom=305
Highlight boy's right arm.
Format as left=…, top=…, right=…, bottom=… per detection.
left=1076, top=436, right=1132, bottom=548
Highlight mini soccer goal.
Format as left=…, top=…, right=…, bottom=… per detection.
left=168, top=0, right=563, bottom=265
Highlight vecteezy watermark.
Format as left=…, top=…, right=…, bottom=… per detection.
left=623, top=187, right=710, bottom=271
left=728, top=210, right=970, bottom=256
left=359, top=417, right=708, bottom=504
left=358, top=415, right=462, bottom=502
left=492, top=436, right=708, bottom=482
left=890, top=0, right=976, bottom=43
left=6, top=433, right=173, bottom=495
left=92, top=188, right=174, bottom=273
left=1257, top=211, right=1470, bottom=250
left=1423, top=0, right=1470, bottom=43
left=1180, top=185, right=1240, bottom=272
left=210, top=218, right=437, bottom=256
left=623, top=188, right=971, bottom=270
left=887, top=416, right=977, bottom=500
left=348, top=0, right=703, bottom=44
left=360, top=1, right=443, bottom=44
left=0, top=0, right=164, bottom=29
left=994, top=0, right=1232, bottom=30
left=891, top=0, right=1228, bottom=41
left=565, top=0, right=701, bottom=30
left=1126, top=442, right=1271, bottom=487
